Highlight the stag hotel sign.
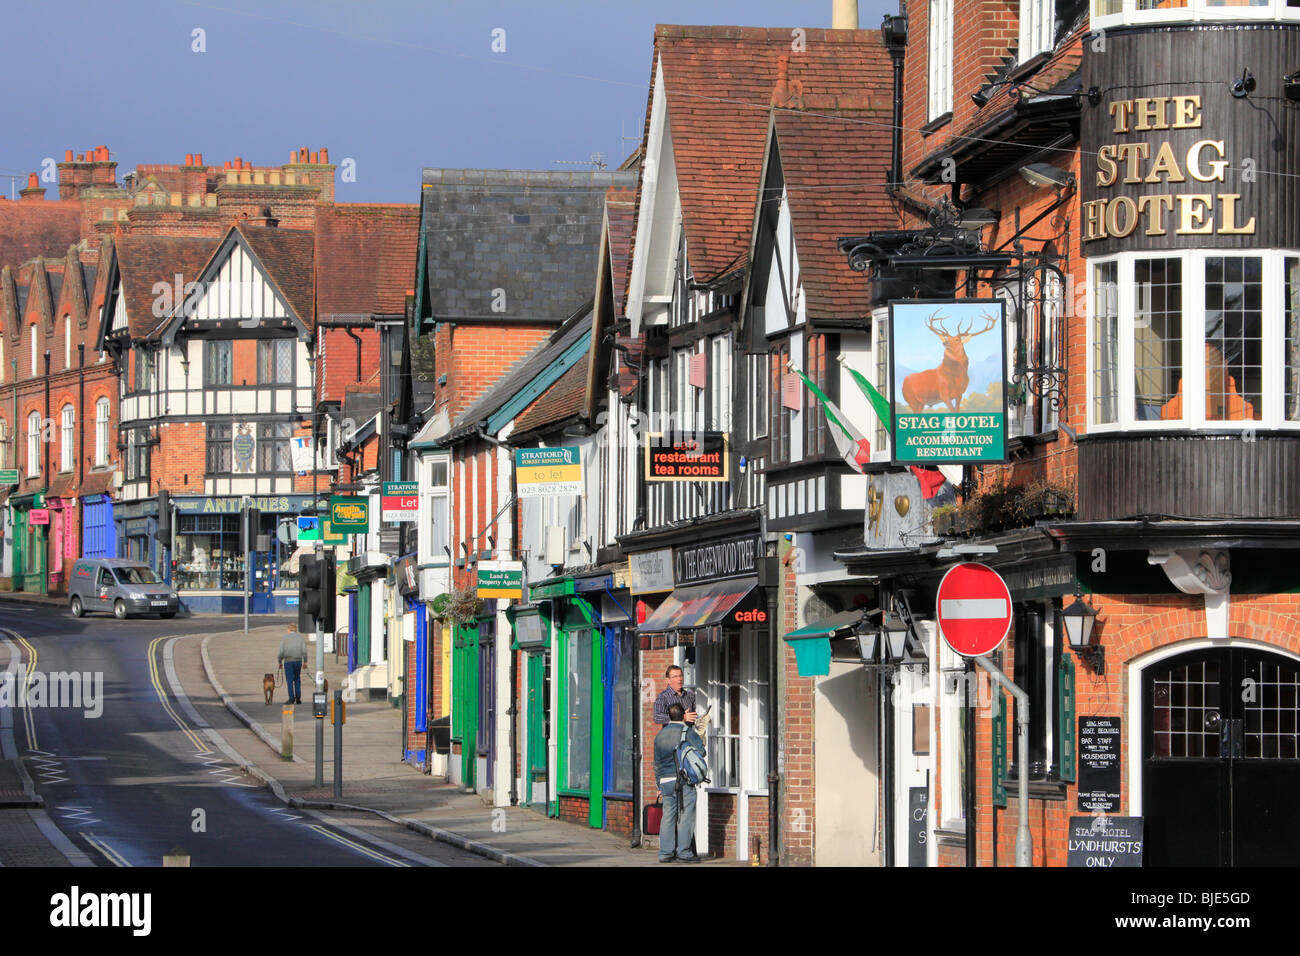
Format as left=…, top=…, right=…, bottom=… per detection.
left=1083, top=95, right=1255, bottom=243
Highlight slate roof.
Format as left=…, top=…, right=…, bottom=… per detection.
left=442, top=303, right=593, bottom=446
left=772, top=105, right=894, bottom=320
left=513, top=353, right=589, bottom=436
left=111, top=235, right=216, bottom=338
left=635, top=25, right=889, bottom=284
left=417, top=169, right=635, bottom=329
left=314, top=203, right=420, bottom=317
left=0, top=201, right=82, bottom=273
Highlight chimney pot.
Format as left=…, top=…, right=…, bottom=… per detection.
left=185, top=154, right=194, bottom=166
left=235, top=157, right=243, bottom=169
left=310, top=151, right=319, bottom=164
left=98, top=145, right=109, bottom=160
left=300, top=147, right=308, bottom=163
left=195, top=153, right=203, bottom=166
left=224, top=161, right=231, bottom=170
left=27, top=173, right=38, bottom=189
left=320, top=148, right=329, bottom=164
left=64, top=149, right=73, bottom=162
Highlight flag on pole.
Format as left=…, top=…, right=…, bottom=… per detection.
left=838, top=356, right=961, bottom=496
left=789, top=363, right=872, bottom=473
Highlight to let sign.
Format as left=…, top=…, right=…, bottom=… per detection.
left=937, top=562, right=1012, bottom=657
left=381, top=481, right=418, bottom=522
left=329, top=496, right=369, bottom=533
left=515, top=447, right=582, bottom=498
left=645, top=432, right=729, bottom=482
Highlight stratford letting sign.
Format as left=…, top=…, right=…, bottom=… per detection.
left=674, top=533, right=762, bottom=586
left=645, top=432, right=729, bottom=482
left=515, top=447, right=583, bottom=498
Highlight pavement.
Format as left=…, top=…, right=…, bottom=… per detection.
left=193, top=623, right=672, bottom=867
left=0, top=587, right=690, bottom=867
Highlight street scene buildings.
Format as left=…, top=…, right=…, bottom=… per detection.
left=1, top=0, right=1298, bottom=872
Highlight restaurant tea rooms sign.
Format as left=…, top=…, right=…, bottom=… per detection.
left=889, top=299, right=1007, bottom=465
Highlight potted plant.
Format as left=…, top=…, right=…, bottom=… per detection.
left=445, top=586, right=484, bottom=624
left=930, top=504, right=958, bottom=537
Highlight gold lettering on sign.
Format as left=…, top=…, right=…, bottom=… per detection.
left=1088, top=93, right=1253, bottom=242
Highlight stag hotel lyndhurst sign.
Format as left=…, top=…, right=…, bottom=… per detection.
left=889, top=299, right=1008, bottom=465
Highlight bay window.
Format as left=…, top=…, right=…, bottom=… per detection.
left=1089, top=250, right=1300, bottom=430
left=1093, top=0, right=1300, bottom=30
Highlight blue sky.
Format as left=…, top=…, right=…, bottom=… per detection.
left=0, top=0, right=895, bottom=204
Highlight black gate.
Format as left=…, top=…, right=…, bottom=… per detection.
left=1144, top=647, right=1300, bottom=866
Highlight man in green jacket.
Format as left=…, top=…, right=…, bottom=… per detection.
left=277, top=623, right=307, bottom=705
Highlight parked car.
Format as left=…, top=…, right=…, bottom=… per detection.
left=68, top=558, right=180, bottom=619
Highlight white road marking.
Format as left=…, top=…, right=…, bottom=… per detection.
left=84, top=832, right=132, bottom=867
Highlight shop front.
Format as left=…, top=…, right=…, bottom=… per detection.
left=633, top=529, right=775, bottom=862
left=9, top=492, right=46, bottom=594
left=163, top=494, right=314, bottom=613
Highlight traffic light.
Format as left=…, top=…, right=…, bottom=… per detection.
left=243, top=506, right=261, bottom=551
left=297, top=553, right=337, bottom=634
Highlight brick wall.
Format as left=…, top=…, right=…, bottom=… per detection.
left=780, top=561, right=815, bottom=866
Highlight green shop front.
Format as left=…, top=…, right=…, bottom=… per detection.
left=522, top=570, right=636, bottom=834
left=8, top=491, right=46, bottom=594
left=449, top=601, right=497, bottom=794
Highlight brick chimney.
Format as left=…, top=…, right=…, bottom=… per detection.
left=19, top=173, right=45, bottom=202
left=90, top=145, right=116, bottom=186
left=244, top=205, right=279, bottom=228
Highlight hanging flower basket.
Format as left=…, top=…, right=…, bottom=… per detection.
left=444, top=587, right=484, bottom=624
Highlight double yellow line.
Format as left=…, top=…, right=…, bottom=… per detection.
left=3, top=631, right=41, bottom=751
left=146, top=636, right=208, bottom=753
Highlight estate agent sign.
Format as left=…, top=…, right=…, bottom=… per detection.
left=515, top=447, right=583, bottom=498
left=889, top=299, right=1007, bottom=465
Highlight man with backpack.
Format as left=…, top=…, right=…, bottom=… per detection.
left=653, top=702, right=706, bottom=863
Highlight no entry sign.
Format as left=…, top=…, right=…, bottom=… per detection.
left=937, top=562, right=1012, bottom=657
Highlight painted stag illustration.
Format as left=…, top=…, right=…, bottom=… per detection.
left=901, top=310, right=997, bottom=413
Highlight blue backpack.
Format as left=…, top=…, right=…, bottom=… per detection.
left=675, top=725, right=709, bottom=787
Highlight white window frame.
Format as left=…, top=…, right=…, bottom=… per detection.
left=0, top=420, right=7, bottom=470
left=60, top=405, right=74, bottom=472
left=95, top=397, right=109, bottom=466
left=1019, top=0, right=1054, bottom=62
left=710, top=333, right=732, bottom=433
left=1087, top=249, right=1299, bottom=434
left=427, top=452, right=450, bottom=566
left=64, top=315, right=72, bottom=370
left=1092, top=0, right=1300, bottom=32
left=928, top=0, right=954, bottom=121
left=30, top=325, right=38, bottom=378
left=871, top=307, right=892, bottom=461
left=697, top=633, right=770, bottom=795
left=26, top=411, right=40, bottom=477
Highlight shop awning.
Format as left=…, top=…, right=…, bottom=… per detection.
left=639, top=577, right=760, bottom=633
left=783, top=610, right=870, bottom=678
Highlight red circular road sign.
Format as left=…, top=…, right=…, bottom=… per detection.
left=937, top=562, right=1013, bottom=657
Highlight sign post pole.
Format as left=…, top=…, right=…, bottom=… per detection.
left=242, top=495, right=250, bottom=634
left=975, top=655, right=1032, bottom=867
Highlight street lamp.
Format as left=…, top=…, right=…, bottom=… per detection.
left=881, top=611, right=909, bottom=664
left=1061, top=592, right=1103, bottom=674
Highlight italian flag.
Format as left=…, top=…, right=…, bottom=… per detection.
left=789, top=364, right=872, bottom=474
left=837, top=356, right=962, bottom=495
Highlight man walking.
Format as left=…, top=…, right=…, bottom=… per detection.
left=277, top=623, right=307, bottom=705
left=653, top=702, right=705, bottom=863
left=653, top=664, right=697, bottom=726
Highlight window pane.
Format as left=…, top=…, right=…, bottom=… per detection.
left=610, top=632, right=635, bottom=794
left=1204, top=256, right=1262, bottom=421
left=565, top=630, right=592, bottom=791
left=1092, top=262, right=1119, bottom=424
left=1287, top=258, right=1300, bottom=421
left=1133, top=258, right=1183, bottom=421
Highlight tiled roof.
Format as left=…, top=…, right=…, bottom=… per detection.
left=80, top=470, right=116, bottom=497
left=513, top=353, right=590, bottom=436
left=0, top=201, right=81, bottom=273
left=605, top=189, right=636, bottom=320
left=112, top=235, right=216, bottom=338
left=314, top=203, right=419, bottom=317
left=773, top=106, right=894, bottom=319
left=235, top=224, right=315, bottom=330
left=640, top=25, right=890, bottom=282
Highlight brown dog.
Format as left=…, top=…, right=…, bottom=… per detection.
left=263, top=673, right=276, bottom=705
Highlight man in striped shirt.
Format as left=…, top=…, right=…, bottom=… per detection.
left=654, top=665, right=697, bottom=726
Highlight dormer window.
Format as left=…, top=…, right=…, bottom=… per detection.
left=1020, top=0, right=1055, bottom=61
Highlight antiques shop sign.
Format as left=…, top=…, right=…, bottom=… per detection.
left=674, top=533, right=762, bottom=586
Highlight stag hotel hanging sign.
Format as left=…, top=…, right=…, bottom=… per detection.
left=888, top=299, right=1008, bottom=465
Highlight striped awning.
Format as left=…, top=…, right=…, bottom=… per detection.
left=638, top=577, right=760, bottom=633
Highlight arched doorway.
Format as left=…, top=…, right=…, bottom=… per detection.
left=1143, top=646, right=1300, bottom=866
